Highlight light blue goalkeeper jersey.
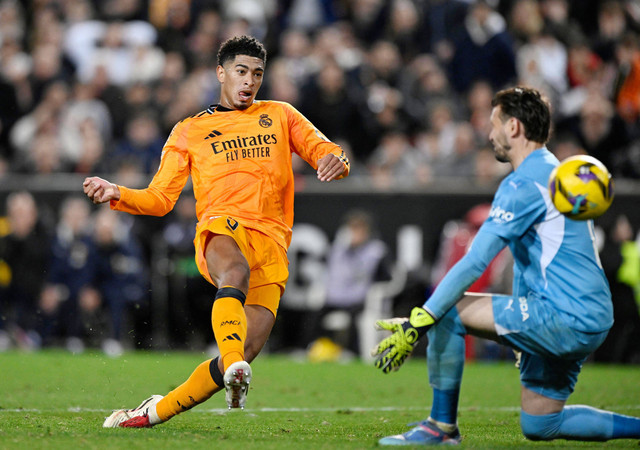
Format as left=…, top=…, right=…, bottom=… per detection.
left=424, top=148, right=613, bottom=333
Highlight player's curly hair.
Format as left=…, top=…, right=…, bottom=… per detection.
left=217, top=35, right=267, bottom=67
left=492, top=86, right=551, bottom=144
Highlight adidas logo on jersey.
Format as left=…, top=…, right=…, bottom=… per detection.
left=204, top=130, right=222, bottom=140
left=223, top=333, right=242, bottom=342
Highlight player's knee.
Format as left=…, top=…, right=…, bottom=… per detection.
left=227, top=259, right=250, bottom=282
left=211, top=259, right=250, bottom=290
left=520, top=410, right=562, bottom=441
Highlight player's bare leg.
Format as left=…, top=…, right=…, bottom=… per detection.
left=455, top=293, right=500, bottom=341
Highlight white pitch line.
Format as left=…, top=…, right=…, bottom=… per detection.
left=1, top=405, right=639, bottom=414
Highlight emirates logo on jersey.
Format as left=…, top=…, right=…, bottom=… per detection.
left=258, top=114, right=272, bottom=128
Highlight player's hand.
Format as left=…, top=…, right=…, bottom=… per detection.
left=372, top=307, right=435, bottom=373
left=83, top=176, right=120, bottom=204
left=317, top=153, right=347, bottom=182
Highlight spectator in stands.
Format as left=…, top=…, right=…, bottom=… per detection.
left=95, top=0, right=145, bottom=22
left=515, top=25, right=569, bottom=108
left=358, top=39, right=403, bottom=89
left=539, top=0, right=583, bottom=47
left=473, top=146, right=510, bottom=186
left=123, top=82, right=156, bottom=130
left=160, top=68, right=216, bottom=136
left=556, top=89, right=632, bottom=176
left=66, top=20, right=159, bottom=86
left=613, top=32, right=640, bottom=129
left=110, top=109, right=164, bottom=174
left=274, top=29, right=316, bottom=89
left=186, top=8, right=223, bottom=68
left=0, top=0, right=25, bottom=46
left=595, top=214, right=640, bottom=363
left=10, top=80, right=69, bottom=173
left=345, top=0, right=390, bottom=44
left=464, top=81, right=494, bottom=149
left=277, top=0, right=338, bottom=33
left=39, top=196, right=98, bottom=352
left=299, top=57, right=363, bottom=159
left=92, top=207, right=150, bottom=356
left=151, top=52, right=187, bottom=120
left=368, top=129, right=419, bottom=189
left=417, top=0, right=469, bottom=62
left=399, top=54, right=456, bottom=135
left=0, top=72, right=22, bottom=162
left=309, top=23, right=364, bottom=73
left=151, top=0, right=193, bottom=55
left=549, top=133, right=587, bottom=161
left=161, top=196, right=215, bottom=350
left=0, top=191, right=51, bottom=351
left=264, top=58, right=300, bottom=105
left=220, top=0, right=274, bottom=43
left=1, top=0, right=640, bottom=186
left=432, top=122, right=479, bottom=178
left=591, top=0, right=629, bottom=63
left=385, top=0, right=423, bottom=61
left=309, top=209, right=392, bottom=356
left=412, top=131, right=437, bottom=185
left=565, top=36, right=604, bottom=90
left=424, top=100, right=459, bottom=162
left=448, top=0, right=517, bottom=93
left=59, top=81, right=111, bottom=173
left=509, top=0, right=544, bottom=44
left=28, top=42, right=72, bottom=109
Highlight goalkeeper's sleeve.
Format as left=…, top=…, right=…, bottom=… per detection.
left=425, top=228, right=507, bottom=319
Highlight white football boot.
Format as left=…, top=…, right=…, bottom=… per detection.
left=223, top=361, right=252, bottom=409
left=103, top=394, right=163, bottom=428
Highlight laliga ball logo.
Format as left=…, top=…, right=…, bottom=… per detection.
left=548, top=155, right=614, bottom=220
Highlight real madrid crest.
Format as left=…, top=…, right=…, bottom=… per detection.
left=259, top=114, right=272, bottom=128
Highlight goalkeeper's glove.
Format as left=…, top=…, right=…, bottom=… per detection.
left=372, top=306, right=435, bottom=373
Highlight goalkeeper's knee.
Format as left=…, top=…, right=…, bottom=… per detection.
left=520, top=410, right=562, bottom=441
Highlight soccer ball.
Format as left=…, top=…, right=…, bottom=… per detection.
left=548, top=155, right=614, bottom=220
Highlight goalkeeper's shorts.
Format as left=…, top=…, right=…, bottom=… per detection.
left=194, top=215, right=289, bottom=316
left=492, top=292, right=608, bottom=400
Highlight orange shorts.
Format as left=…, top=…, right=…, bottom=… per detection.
left=194, top=215, right=289, bottom=316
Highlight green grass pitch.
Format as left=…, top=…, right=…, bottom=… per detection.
left=0, top=350, right=638, bottom=448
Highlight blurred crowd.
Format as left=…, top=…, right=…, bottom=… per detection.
left=0, top=0, right=639, bottom=187
left=0, top=190, right=152, bottom=355
left=2, top=0, right=640, bottom=357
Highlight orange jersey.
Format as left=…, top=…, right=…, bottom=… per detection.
left=110, top=101, right=349, bottom=249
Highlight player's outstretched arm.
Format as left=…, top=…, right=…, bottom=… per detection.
left=317, top=153, right=347, bottom=182
left=83, top=176, right=121, bottom=204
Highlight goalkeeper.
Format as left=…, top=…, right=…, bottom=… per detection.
left=373, top=87, right=640, bottom=445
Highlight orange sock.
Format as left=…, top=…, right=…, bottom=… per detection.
left=155, top=359, right=222, bottom=421
left=212, top=286, right=247, bottom=371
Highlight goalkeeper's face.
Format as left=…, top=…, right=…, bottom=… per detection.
left=489, top=106, right=512, bottom=164
left=217, top=55, right=265, bottom=110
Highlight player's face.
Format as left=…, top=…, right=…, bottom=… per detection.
left=489, top=106, right=512, bottom=163
left=217, top=55, right=264, bottom=110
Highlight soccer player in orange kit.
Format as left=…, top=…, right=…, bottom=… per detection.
left=84, top=35, right=349, bottom=428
